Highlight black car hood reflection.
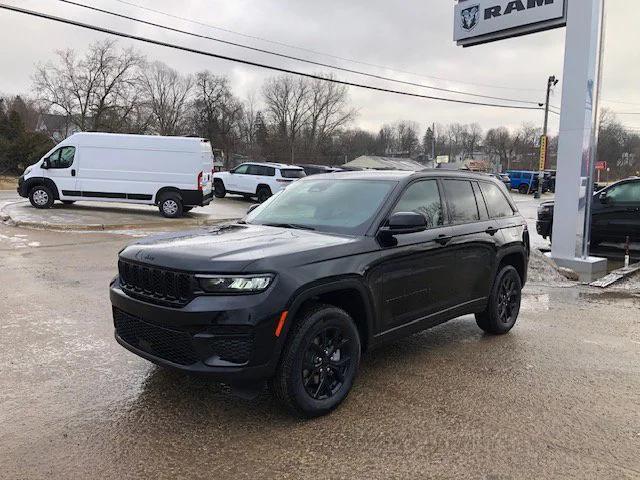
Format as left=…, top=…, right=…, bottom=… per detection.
left=119, top=223, right=360, bottom=272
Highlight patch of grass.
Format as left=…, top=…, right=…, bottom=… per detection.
left=0, top=175, right=18, bottom=190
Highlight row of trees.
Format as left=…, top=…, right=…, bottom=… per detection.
left=1, top=40, right=638, bottom=178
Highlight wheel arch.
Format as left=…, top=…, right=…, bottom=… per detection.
left=496, top=247, right=527, bottom=287
left=283, top=277, right=375, bottom=353
left=24, top=177, right=60, bottom=200
left=154, top=186, right=182, bottom=205
left=256, top=183, right=272, bottom=194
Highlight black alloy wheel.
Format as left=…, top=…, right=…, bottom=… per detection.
left=302, top=327, right=353, bottom=401
left=475, top=265, right=522, bottom=335
left=496, top=273, right=519, bottom=325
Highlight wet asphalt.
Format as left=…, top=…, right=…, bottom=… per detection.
left=1, top=200, right=640, bottom=479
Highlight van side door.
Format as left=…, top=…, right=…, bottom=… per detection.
left=441, top=179, right=497, bottom=309
left=43, top=146, right=79, bottom=199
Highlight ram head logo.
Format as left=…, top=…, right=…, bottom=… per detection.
left=461, top=4, right=480, bottom=31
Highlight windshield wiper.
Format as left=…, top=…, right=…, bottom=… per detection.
left=262, top=222, right=316, bottom=231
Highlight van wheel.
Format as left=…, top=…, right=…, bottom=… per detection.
left=29, top=185, right=54, bottom=209
left=257, top=186, right=272, bottom=203
left=269, top=304, right=361, bottom=418
left=158, top=193, right=183, bottom=218
left=475, top=265, right=522, bottom=335
left=214, top=180, right=226, bottom=198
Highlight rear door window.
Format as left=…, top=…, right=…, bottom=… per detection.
left=392, top=180, right=443, bottom=228
left=280, top=169, right=306, bottom=179
left=480, top=182, right=515, bottom=218
left=246, top=165, right=262, bottom=175
left=443, top=179, right=480, bottom=224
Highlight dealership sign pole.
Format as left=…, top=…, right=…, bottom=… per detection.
left=454, top=0, right=607, bottom=281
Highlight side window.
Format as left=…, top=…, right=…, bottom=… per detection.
left=480, top=182, right=515, bottom=218
left=264, top=167, right=276, bottom=176
left=233, top=164, right=249, bottom=174
left=443, top=180, right=480, bottom=224
left=392, top=180, right=443, bottom=228
left=246, top=165, right=261, bottom=175
left=49, top=147, right=75, bottom=169
left=607, top=182, right=640, bottom=204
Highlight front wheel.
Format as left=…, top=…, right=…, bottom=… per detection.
left=269, top=304, right=361, bottom=418
left=257, top=186, right=272, bottom=203
left=475, top=265, right=522, bottom=335
left=29, top=185, right=54, bottom=209
left=214, top=180, right=226, bottom=198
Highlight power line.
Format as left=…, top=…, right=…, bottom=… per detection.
left=0, top=3, right=548, bottom=112
left=57, top=0, right=543, bottom=106
left=112, top=0, right=545, bottom=94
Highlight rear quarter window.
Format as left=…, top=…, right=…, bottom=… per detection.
left=480, top=182, right=515, bottom=218
left=279, top=169, right=306, bottom=179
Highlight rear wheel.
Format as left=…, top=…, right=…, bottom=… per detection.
left=29, top=185, right=54, bottom=209
left=518, top=184, right=529, bottom=194
left=257, top=186, right=272, bottom=203
left=214, top=180, right=226, bottom=198
left=475, top=265, right=522, bottom=335
left=158, top=193, right=183, bottom=218
left=269, top=304, right=361, bottom=418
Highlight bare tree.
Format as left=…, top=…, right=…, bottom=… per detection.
left=33, top=40, right=144, bottom=132
left=191, top=72, right=243, bottom=167
left=140, top=61, right=192, bottom=135
left=238, top=91, right=260, bottom=158
left=263, top=75, right=311, bottom=163
left=396, top=121, right=421, bottom=157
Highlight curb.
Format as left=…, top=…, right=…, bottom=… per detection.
left=0, top=202, right=239, bottom=232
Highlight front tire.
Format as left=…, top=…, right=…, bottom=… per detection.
left=29, top=185, right=54, bottom=209
left=158, top=193, right=183, bottom=218
left=214, top=180, right=226, bottom=198
left=269, top=304, right=361, bottom=418
left=475, top=265, right=522, bottom=335
left=257, top=186, right=272, bottom=203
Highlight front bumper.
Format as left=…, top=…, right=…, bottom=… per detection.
left=109, top=277, right=287, bottom=382
left=17, top=175, right=26, bottom=197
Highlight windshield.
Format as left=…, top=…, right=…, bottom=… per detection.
left=245, top=178, right=396, bottom=235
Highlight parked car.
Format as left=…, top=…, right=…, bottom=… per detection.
left=17, top=132, right=214, bottom=218
left=214, top=162, right=306, bottom=202
left=491, top=173, right=511, bottom=190
left=537, top=177, right=640, bottom=245
left=110, top=170, right=529, bottom=417
left=506, top=170, right=548, bottom=194
left=298, top=164, right=343, bottom=176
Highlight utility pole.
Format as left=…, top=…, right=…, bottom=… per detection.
left=536, top=75, right=558, bottom=199
left=431, top=122, right=436, bottom=164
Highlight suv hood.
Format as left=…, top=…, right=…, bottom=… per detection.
left=119, top=224, right=360, bottom=272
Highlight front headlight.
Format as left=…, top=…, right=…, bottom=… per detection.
left=196, top=274, right=274, bottom=294
left=23, top=166, right=32, bottom=176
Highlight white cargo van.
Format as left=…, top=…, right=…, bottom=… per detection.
left=17, top=132, right=214, bottom=218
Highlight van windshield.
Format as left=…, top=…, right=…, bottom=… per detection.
left=245, top=178, right=396, bottom=235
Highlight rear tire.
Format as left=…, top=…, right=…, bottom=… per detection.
left=257, top=186, right=272, bottom=203
left=269, top=304, right=361, bottom=418
left=158, top=193, right=183, bottom=218
left=475, top=265, right=522, bottom=335
left=29, top=185, right=54, bottom=209
left=518, top=184, right=529, bottom=194
left=214, top=180, right=226, bottom=198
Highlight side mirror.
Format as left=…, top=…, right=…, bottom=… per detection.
left=380, top=212, right=427, bottom=237
left=247, top=204, right=260, bottom=214
left=598, top=191, right=609, bottom=204
left=41, top=159, right=50, bottom=169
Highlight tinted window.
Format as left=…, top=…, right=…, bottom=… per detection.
left=280, top=169, right=306, bottom=179
left=263, top=166, right=276, bottom=176
left=393, top=180, right=443, bottom=228
left=49, top=146, right=75, bottom=169
left=480, top=182, right=515, bottom=218
left=233, top=164, right=249, bottom=174
left=606, top=181, right=640, bottom=203
left=443, top=180, right=480, bottom=224
left=246, top=179, right=395, bottom=235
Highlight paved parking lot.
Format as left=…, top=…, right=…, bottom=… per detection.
left=1, top=188, right=639, bottom=479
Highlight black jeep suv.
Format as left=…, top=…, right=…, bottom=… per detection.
left=110, top=170, right=529, bottom=417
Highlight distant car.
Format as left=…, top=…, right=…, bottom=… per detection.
left=298, top=164, right=342, bottom=176
left=537, top=177, right=640, bottom=245
left=491, top=173, right=511, bottom=190
left=214, top=162, right=306, bottom=203
left=506, top=170, right=548, bottom=195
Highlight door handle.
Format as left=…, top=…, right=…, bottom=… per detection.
left=435, top=234, right=452, bottom=246
left=71, top=169, right=76, bottom=177
left=485, top=227, right=498, bottom=236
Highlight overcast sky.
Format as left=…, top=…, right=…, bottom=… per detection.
left=0, top=0, right=638, bottom=137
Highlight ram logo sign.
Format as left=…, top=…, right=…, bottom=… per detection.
left=454, top=0, right=567, bottom=47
